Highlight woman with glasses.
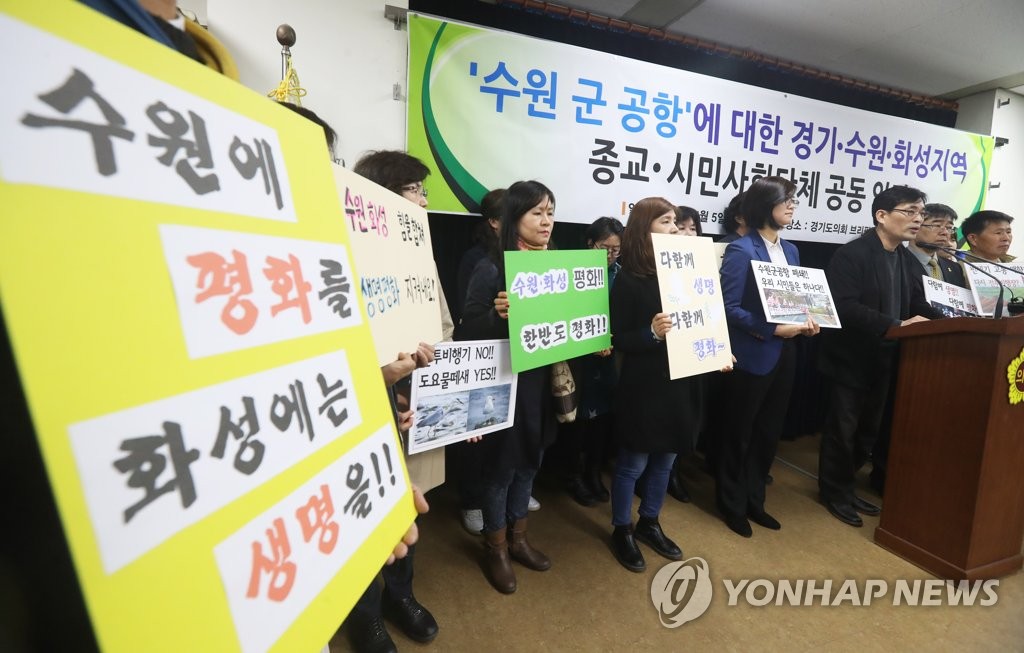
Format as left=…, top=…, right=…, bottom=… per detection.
left=459, top=180, right=559, bottom=593
left=559, top=217, right=624, bottom=506
left=716, top=176, right=819, bottom=538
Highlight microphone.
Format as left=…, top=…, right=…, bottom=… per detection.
left=917, top=243, right=1014, bottom=319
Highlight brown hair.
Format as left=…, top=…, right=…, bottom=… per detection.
left=621, top=197, right=676, bottom=276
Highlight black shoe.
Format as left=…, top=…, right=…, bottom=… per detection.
left=724, top=515, right=753, bottom=538
left=566, top=476, right=598, bottom=507
left=766, top=474, right=774, bottom=485
left=635, top=517, right=683, bottom=560
left=382, top=595, right=439, bottom=644
left=852, top=495, right=881, bottom=516
left=825, top=500, right=863, bottom=527
left=611, top=525, right=646, bottom=572
left=348, top=615, right=397, bottom=653
left=748, top=510, right=781, bottom=530
left=666, top=473, right=691, bottom=503
left=584, top=466, right=610, bottom=502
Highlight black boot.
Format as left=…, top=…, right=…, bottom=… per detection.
left=565, top=474, right=598, bottom=507
left=584, top=458, right=609, bottom=502
left=382, top=594, right=439, bottom=643
left=348, top=615, right=397, bottom=653
left=611, top=524, right=646, bottom=572
left=635, top=516, right=683, bottom=560
left=667, top=470, right=691, bottom=503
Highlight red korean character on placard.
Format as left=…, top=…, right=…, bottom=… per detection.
left=246, top=517, right=296, bottom=602
left=187, top=249, right=258, bottom=334
left=264, top=254, right=312, bottom=324
left=295, top=484, right=339, bottom=555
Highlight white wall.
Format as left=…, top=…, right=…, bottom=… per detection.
left=206, top=0, right=407, bottom=167
left=956, top=88, right=1024, bottom=259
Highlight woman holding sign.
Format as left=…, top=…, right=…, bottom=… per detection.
left=608, top=197, right=702, bottom=573
left=459, top=180, right=558, bottom=594
left=716, top=176, right=819, bottom=538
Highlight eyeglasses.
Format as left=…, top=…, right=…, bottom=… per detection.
left=920, top=223, right=955, bottom=233
left=400, top=183, right=428, bottom=198
left=890, top=208, right=926, bottom=219
left=784, top=198, right=800, bottom=207
left=596, top=244, right=621, bottom=255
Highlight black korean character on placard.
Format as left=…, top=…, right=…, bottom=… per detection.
left=145, top=101, right=220, bottom=194
left=210, top=396, right=265, bottom=475
left=113, top=421, right=199, bottom=522
left=270, top=380, right=316, bottom=441
left=229, top=136, right=284, bottom=209
left=21, top=68, right=135, bottom=176
left=319, top=258, right=352, bottom=319
left=344, top=462, right=372, bottom=518
left=316, top=373, right=349, bottom=428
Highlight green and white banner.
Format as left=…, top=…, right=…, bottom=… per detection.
left=407, top=14, right=994, bottom=244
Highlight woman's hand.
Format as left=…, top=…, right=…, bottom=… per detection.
left=802, top=314, right=820, bottom=337
left=397, top=409, right=415, bottom=433
left=594, top=347, right=613, bottom=357
left=720, top=354, right=737, bottom=373
left=494, top=291, right=510, bottom=320
left=466, top=435, right=483, bottom=443
left=651, top=312, right=672, bottom=339
left=381, top=352, right=416, bottom=386
left=413, top=342, right=435, bottom=368
left=385, top=484, right=429, bottom=565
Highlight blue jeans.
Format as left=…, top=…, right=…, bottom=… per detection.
left=480, top=464, right=539, bottom=534
left=611, top=448, right=677, bottom=527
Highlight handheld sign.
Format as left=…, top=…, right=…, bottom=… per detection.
left=922, top=275, right=979, bottom=317
left=504, top=249, right=611, bottom=372
left=651, top=233, right=732, bottom=379
left=750, top=261, right=842, bottom=328
left=0, top=4, right=412, bottom=652
left=335, top=166, right=443, bottom=365
left=963, top=262, right=1024, bottom=317
left=408, top=339, right=518, bottom=454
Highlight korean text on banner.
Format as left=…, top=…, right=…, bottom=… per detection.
left=651, top=233, right=732, bottom=379
left=334, top=165, right=443, bottom=366
left=964, top=262, right=1024, bottom=317
left=407, top=14, right=993, bottom=244
left=750, top=261, right=842, bottom=328
left=504, top=249, right=612, bottom=373
left=0, top=4, right=413, bottom=653
left=408, top=339, right=518, bottom=454
left=923, top=275, right=980, bottom=318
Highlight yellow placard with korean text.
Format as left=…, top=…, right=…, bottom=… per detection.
left=0, top=3, right=412, bottom=653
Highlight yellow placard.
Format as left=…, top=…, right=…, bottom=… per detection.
left=0, top=2, right=413, bottom=652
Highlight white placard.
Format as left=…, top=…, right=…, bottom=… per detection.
left=68, top=350, right=363, bottom=574
left=963, top=262, right=1024, bottom=317
left=408, top=339, right=518, bottom=454
left=160, top=224, right=362, bottom=358
left=922, top=275, right=979, bottom=317
left=750, top=261, right=841, bottom=328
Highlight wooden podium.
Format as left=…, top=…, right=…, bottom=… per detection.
left=875, top=317, right=1024, bottom=580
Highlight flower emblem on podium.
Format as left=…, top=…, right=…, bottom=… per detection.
left=1008, top=347, right=1024, bottom=406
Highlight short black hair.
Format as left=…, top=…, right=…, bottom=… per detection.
left=352, top=150, right=430, bottom=194
left=924, top=203, right=958, bottom=223
left=741, top=176, right=797, bottom=230
left=871, top=185, right=927, bottom=225
left=961, top=210, right=1014, bottom=238
left=722, top=191, right=746, bottom=234
left=585, top=216, right=623, bottom=246
left=674, top=205, right=702, bottom=235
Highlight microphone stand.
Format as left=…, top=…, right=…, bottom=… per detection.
left=917, top=243, right=1012, bottom=319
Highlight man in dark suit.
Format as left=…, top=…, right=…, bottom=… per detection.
left=907, top=203, right=967, bottom=288
left=817, top=185, right=943, bottom=527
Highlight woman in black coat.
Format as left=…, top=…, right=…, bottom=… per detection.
left=458, top=180, right=558, bottom=594
left=609, top=197, right=704, bottom=573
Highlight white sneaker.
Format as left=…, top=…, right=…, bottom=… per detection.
left=461, top=509, right=483, bottom=535
left=528, top=496, right=541, bottom=512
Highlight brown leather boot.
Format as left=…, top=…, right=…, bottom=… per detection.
left=508, top=517, right=551, bottom=571
left=483, top=529, right=516, bottom=594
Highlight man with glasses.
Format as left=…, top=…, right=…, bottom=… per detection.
left=817, top=185, right=941, bottom=527
left=907, top=203, right=967, bottom=288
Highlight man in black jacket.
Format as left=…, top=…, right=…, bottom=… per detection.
left=817, top=185, right=942, bottom=527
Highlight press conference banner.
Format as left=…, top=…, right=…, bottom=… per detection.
left=407, top=14, right=994, bottom=244
left=0, top=3, right=413, bottom=652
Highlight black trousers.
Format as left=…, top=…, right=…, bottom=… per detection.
left=818, top=360, right=894, bottom=505
left=348, top=538, right=416, bottom=621
left=715, top=341, right=795, bottom=520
